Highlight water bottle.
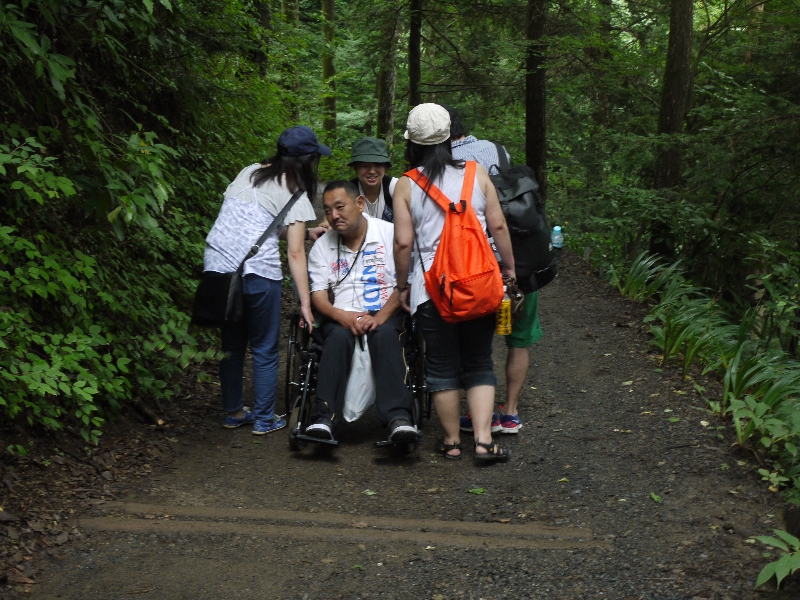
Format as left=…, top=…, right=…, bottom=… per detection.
left=551, top=225, right=564, bottom=250
left=496, top=287, right=512, bottom=335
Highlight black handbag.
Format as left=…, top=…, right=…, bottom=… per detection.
left=191, top=190, right=303, bottom=327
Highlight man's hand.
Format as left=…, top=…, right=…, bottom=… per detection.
left=308, top=225, right=328, bottom=242
left=338, top=310, right=368, bottom=335
left=354, top=313, right=381, bottom=334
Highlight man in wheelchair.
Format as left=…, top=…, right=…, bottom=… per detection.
left=305, top=180, right=419, bottom=444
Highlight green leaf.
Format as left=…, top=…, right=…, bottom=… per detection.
left=757, top=536, right=790, bottom=552
left=143, top=0, right=154, bottom=13
left=468, top=488, right=486, bottom=494
left=650, top=492, right=662, bottom=503
left=772, top=530, right=800, bottom=550
left=755, top=562, right=777, bottom=588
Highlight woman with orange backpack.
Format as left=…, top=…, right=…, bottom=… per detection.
left=393, top=103, right=516, bottom=462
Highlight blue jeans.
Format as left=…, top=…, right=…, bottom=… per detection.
left=219, top=274, right=282, bottom=423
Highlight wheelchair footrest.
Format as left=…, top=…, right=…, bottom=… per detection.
left=295, top=433, right=339, bottom=447
left=375, top=433, right=423, bottom=448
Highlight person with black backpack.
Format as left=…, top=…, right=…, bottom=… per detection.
left=442, top=105, right=544, bottom=437
left=348, top=137, right=397, bottom=222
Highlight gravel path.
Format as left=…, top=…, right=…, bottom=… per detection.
left=32, top=253, right=792, bottom=599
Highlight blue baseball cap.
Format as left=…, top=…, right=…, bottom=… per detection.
left=277, top=126, right=332, bottom=157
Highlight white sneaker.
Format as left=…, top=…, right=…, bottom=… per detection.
left=305, top=421, right=334, bottom=440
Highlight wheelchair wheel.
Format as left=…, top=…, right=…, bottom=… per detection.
left=284, top=313, right=303, bottom=416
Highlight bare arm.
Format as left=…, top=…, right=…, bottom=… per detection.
left=286, top=221, right=314, bottom=329
left=478, top=164, right=516, bottom=282
left=392, top=176, right=414, bottom=312
left=356, top=290, right=399, bottom=333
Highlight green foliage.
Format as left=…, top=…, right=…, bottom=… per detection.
left=756, top=530, right=800, bottom=590
left=0, top=0, right=291, bottom=439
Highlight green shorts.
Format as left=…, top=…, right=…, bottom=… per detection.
left=507, top=291, right=543, bottom=348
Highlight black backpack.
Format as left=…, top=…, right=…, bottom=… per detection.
left=490, top=142, right=558, bottom=294
left=349, top=175, right=394, bottom=222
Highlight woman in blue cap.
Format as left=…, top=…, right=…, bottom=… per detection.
left=349, top=137, right=397, bottom=222
left=203, top=126, right=331, bottom=435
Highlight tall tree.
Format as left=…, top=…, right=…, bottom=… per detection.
left=376, top=12, right=401, bottom=144
left=252, top=0, right=271, bottom=76
left=408, top=0, right=423, bottom=108
left=322, top=0, right=337, bottom=135
left=525, top=0, right=548, bottom=199
left=650, top=0, right=694, bottom=256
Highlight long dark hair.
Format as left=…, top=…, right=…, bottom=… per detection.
left=250, top=152, right=321, bottom=201
left=404, top=140, right=464, bottom=191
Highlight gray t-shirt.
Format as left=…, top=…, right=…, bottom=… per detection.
left=203, top=164, right=317, bottom=280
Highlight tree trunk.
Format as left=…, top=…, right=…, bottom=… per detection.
left=376, top=15, right=400, bottom=145
left=525, top=0, right=548, bottom=200
left=408, top=0, right=423, bottom=108
left=650, top=0, right=694, bottom=256
left=322, top=0, right=337, bottom=136
left=253, top=0, right=271, bottom=76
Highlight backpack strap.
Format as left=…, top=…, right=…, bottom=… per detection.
left=492, top=141, right=510, bottom=171
left=404, top=161, right=477, bottom=215
left=382, top=175, right=393, bottom=209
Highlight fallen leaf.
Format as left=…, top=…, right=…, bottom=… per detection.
left=530, top=386, right=537, bottom=390
left=321, top=558, right=337, bottom=564
left=499, top=518, right=511, bottom=523
left=8, top=576, right=36, bottom=584
left=674, top=390, right=687, bottom=395
left=362, top=490, right=377, bottom=496
left=621, top=380, right=633, bottom=386
left=745, top=539, right=756, bottom=544
left=669, top=417, right=680, bottom=423
left=604, top=353, right=612, bottom=356
left=729, top=490, right=739, bottom=495
left=564, top=465, right=572, bottom=469
left=650, top=393, right=661, bottom=397
left=558, top=477, right=569, bottom=483
left=618, top=498, right=627, bottom=502
left=54, top=532, right=69, bottom=545
left=468, top=488, right=486, bottom=494
left=353, top=565, right=363, bottom=569
left=641, top=411, right=652, bottom=415
left=351, top=521, right=368, bottom=529
left=580, top=389, right=587, bottom=393
left=425, top=545, right=435, bottom=550
left=710, top=526, right=719, bottom=530
left=664, top=409, right=673, bottom=413
left=700, top=420, right=709, bottom=427
left=650, top=492, right=662, bottom=503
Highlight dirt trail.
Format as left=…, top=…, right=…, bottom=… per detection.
left=31, top=253, right=792, bottom=599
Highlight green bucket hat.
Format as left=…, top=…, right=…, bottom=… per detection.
left=348, top=137, right=392, bottom=167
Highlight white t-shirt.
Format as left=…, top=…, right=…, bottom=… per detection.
left=357, top=177, right=398, bottom=220
left=203, top=164, right=317, bottom=280
left=308, top=214, right=397, bottom=312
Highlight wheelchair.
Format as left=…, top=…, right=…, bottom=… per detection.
left=284, top=312, right=430, bottom=453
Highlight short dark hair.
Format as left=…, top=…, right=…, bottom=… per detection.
left=323, top=180, right=360, bottom=201
left=439, top=104, right=467, bottom=140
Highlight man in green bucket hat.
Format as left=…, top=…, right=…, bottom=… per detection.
left=348, top=137, right=397, bottom=222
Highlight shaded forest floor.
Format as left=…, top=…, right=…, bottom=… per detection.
left=2, top=252, right=796, bottom=599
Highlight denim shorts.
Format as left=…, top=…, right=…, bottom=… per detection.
left=415, top=300, right=497, bottom=393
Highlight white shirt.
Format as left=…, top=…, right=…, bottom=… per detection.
left=203, top=164, right=317, bottom=280
left=357, top=177, right=398, bottom=220
left=308, top=214, right=397, bottom=312
left=407, top=164, right=488, bottom=315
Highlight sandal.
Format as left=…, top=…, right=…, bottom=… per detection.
left=474, top=440, right=510, bottom=462
left=437, top=440, right=462, bottom=460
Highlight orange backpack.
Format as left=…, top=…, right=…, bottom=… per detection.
left=405, top=161, right=504, bottom=323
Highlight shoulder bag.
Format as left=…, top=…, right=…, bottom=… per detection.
left=191, top=190, right=303, bottom=327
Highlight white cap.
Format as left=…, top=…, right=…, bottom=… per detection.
left=404, top=103, right=451, bottom=145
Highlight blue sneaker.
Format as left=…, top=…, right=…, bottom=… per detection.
left=223, top=410, right=254, bottom=429
left=252, top=417, right=287, bottom=436
left=499, top=413, right=523, bottom=434
left=459, top=412, right=502, bottom=433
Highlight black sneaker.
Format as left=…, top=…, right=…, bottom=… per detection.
left=388, top=418, right=419, bottom=443
left=306, top=418, right=334, bottom=440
